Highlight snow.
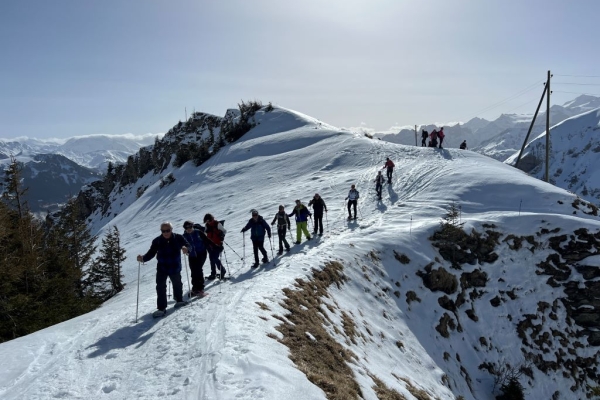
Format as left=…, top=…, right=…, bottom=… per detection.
left=0, top=106, right=599, bottom=399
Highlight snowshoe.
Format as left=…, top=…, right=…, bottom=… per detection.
left=318, top=233, right=323, bottom=236
left=278, top=249, right=283, bottom=255
left=153, top=309, right=167, bottom=318
left=190, top=290, right=207, bottom=298
left=174, top=301, right=188, bottom=308
left=206, top=274, right=217, bottom=280
left=262, top=257, right=269, bottom=263
left=251, top=263, right=259, bottom=269
left=285, top=247, right=291, bottom=252
left=294, top=241, right=301, bottom=245
left=347, top=216, right=352, bottom=220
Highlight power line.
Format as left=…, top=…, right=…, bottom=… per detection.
left=554, top=74, right=600, bottom=78
left=503, top=98, right=540, bottom=114
left=553, top=82, right=600, bottom=86
left=468, top=79, right=545, bottom=118
left=553, top=90, right=600, bottom=96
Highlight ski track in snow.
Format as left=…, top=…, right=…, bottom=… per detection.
left=1, top=107, right=599, bottom=400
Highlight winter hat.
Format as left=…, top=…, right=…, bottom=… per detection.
left=279, top=205, right=285, bottom=210
left=203, top=213, right=214, bottom=223
left=183, top=220, right=194, bottom=229
left=251, top=209, right=258, bottom=216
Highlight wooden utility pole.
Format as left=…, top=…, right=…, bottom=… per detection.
left=185, top=107, right=188, bottom=121
left=515, top=83, right=547, bottom=168
left=545, top=70, right=551, bottom=182
left=414, top=125, right=417, bottom=146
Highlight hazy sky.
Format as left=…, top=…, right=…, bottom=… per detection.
left=1, top=0, right=600, bottom=139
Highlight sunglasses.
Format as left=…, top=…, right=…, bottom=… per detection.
left=161, top=229, right=172, bottom=233
left=184, top=226, right=193, bottom=229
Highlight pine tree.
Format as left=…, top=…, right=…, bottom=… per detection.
left=53, top=198, right=98, bottom=296
left=88, top=226, right=126, bottom=301
left=2, top=156, right=28, bottom=218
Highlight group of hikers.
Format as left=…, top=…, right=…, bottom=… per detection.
left=136, top=191, right=339, bottom=316
left=420, top=127, right=468, bottom=150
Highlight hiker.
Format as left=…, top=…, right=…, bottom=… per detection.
left=438, top=127, right=445, bottom=149
left=382, top=157, right=395, bottom=184
left=460, top=140, right=467, bottom=150
left=308, top=193, right=328, bottom=236
left=137, top=222, right=189, bottom=316
left=288, top=200, right=312, bottom=244
left=345, top=184, right=360, bottom=220
left=421, top=129, right=428, bottom=147
left=241, top=209, right=271, bottom=268
left=182, top=220, right=212, bottom=297
left=271, top=205, right=291, bottom=254
left=375, top=171, right=385, bottom=200
left=204, top=213, right=227, bottom=279
left=430, top=130, right=438, bottom=148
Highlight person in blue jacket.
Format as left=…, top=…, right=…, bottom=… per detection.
left=288, top=200, right=312, bottom=244
left=137, top=222, right=189, bottom=316
left=241, top=209, right=272, bottom=268
left=182, top=220, right=212, bottom=297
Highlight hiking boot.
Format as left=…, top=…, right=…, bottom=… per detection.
left=294, top=241, right=301, bottom=245
left=190, top=290, right=204, bottom=297
left=278, top=249, right=283, bottom=255
left=307, top=236, right=312, bottom=240
left=206, top=274, right=216, bottom=280
left=251, top=263, right=259, bottom=268
left=318, top=233, right=323, bottom=236
left=262, top=257, right=269, bottom=263
left=152, top=309, right=167, bottom=318
left=285, top=247, right=291, bottom=252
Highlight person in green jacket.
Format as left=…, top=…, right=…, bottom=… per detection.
left=288, top=200, right=312, bottom=244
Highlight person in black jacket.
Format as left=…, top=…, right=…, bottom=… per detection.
left=271, top=205, right=291, bottom=254
left=308, top=193, right=328, bottom=236
left=241, top=209, right=272, bottom=268
left=421, top=129, right=428, bottom=147
left=137, top=222, right=189, bottom=315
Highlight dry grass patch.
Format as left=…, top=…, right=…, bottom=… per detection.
left=256, top=301, right=270, bottom=311
left=271, top=261, right=362, bottom=400
left=370, top=374, right=407, bottom=400
left=399, top=377, right=433, bottom=400
left=341, top=311, right=358, bottom=345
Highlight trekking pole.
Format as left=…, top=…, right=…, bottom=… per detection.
left=136, top=261, right=141, bottom=323
left=168, top=277, right=171, bottom=299
left=268, top=236, right=275, bottom=259
left=223, top=241, right=244, bottom=261
left=242, top=233, right=246, bottom=267
left=359, top=203, right=363, bottom=219
left=183, top=255, right=191, bottom=298
left=410, top=215, right=412, bottom=236
left=222, top=247, right=230, bottom=278
left=325, top=211, right=329, bottom=230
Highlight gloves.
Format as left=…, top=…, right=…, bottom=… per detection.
left=240, top=229, right=244, bottom=233
left=345, top=197, right=348, bottom=200
left=137, top=255, right=143, bottom=262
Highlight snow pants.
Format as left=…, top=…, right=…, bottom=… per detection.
left=313, top=213, right=324, bottom=235
left=439, top=137, right=444, bottom=148
left=208, top=247, right=225, bottom=276
left=156, top=268, right=183, bottom=310
left=277, top=226, right=290, bottom=250
left=386, top=167, right=393, bottom=183
left=296, top=222, right=311, bottom=242
left=376, top=183, right=382, bottom=198
left=252, top=239, right=268, bottom=263
left=421, top=137, right=427, bottom=147
left=188, top=251, right=207, bottom=291
left=347, top=200, right=358, bottom=218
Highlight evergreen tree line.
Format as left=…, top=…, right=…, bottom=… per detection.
left=0, top=157, right=126, bottom=343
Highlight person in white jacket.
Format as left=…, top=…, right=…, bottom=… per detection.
left=345, top=184, right=360, bottom=220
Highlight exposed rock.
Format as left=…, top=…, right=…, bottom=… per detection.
left=460, top=269, right=488, bottom=290
left=416, top=266, right=458, bottom=294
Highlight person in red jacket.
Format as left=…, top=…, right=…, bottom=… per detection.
left=438, top=127, right=445, bottom=149
left=203, top=213, right=227, bottom=279
left=429, top=130, right=438, bottom=148
left=382, top=157, right=395, bottom=184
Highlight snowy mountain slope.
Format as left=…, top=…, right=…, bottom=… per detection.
left=1, top=107, right=599, bottom=399
left=474, top=95, right=600, bottom=162
left=0, top=154, right=101, bottom=213
left=506, top=107, right=600, bottom=206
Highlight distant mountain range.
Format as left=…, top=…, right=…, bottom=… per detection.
left=374, top=95, right=600, bottom=161
left=0, top=134, right=160, bottom=213
left=0, top=134, right=161, bottom=171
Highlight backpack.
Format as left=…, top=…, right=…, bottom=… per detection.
left=276, top=212, right=287, bottom=226
left=218, top=220, right=226, bottom=241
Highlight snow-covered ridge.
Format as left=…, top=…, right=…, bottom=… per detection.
left=1, top=105, right=600, bottom=399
